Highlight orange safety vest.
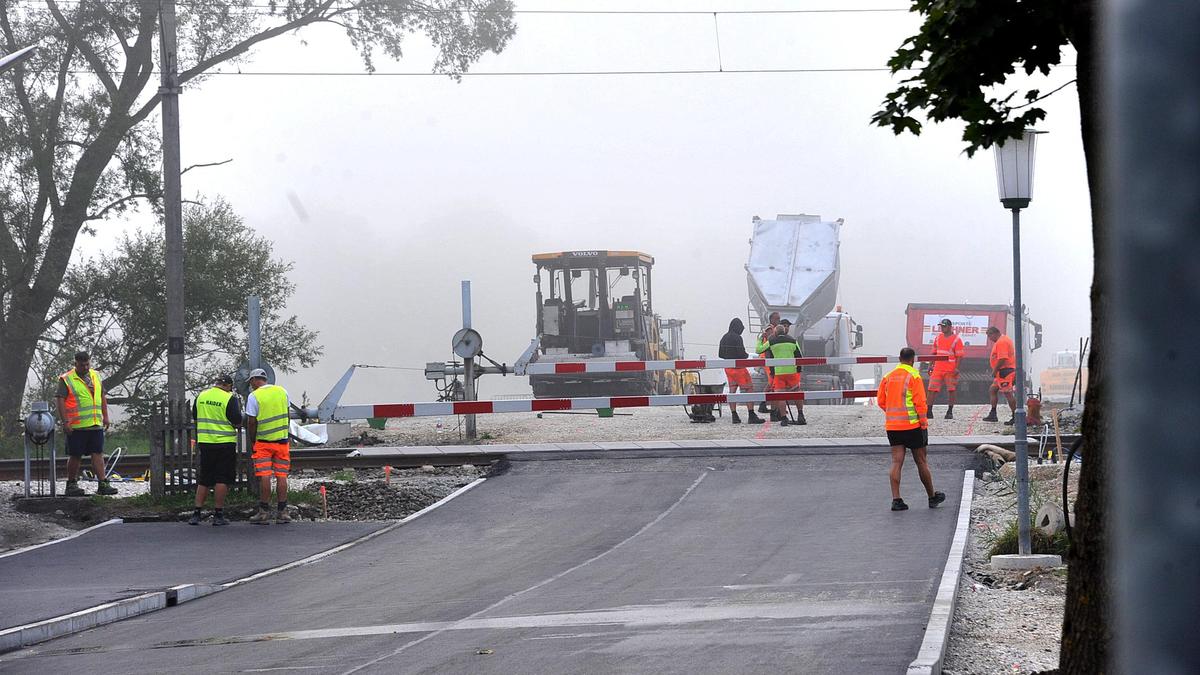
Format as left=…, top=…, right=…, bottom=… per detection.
left=877, top=363, right=928, bottom=431
left=932, top=333, right=965, bottom=372
left=60, top=368, right=104, bottom=429
left=990, top=334, right=1016, bottom=371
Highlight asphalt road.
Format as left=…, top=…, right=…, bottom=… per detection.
left=0, top=447, right=977, bottom=675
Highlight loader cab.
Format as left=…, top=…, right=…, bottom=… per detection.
left=532, top=250, right=655, bottom=355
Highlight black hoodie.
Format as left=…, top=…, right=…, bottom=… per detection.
left=718, top=318, right=749, bottom=359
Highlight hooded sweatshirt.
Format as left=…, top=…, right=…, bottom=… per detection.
left=718, top=318, right=750, bottom=359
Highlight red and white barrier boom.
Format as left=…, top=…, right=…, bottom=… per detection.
left=521, top=354, right=947, bottom=375
left=333, top=389, right=874, bottom=420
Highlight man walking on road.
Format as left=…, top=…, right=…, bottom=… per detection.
left=927, top=318, right=965, bottom=419
left=877, top=348, right=945, bottom=511
left=719, top=318, right=765, bottom=425
left=190, top=374, right=243, bottom=526
left=982, top=326, right=1017, bottom=424
left=55, top=351, right=117, bottom=497
left=245, top=369, right=292, bottom=524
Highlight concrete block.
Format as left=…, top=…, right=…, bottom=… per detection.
left=324, top=422, right=353, bottom=444
left=990, top=553, right=1063, bottom=570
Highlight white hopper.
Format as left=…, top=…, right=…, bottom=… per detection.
left=745, top=214, right=842, bottom=334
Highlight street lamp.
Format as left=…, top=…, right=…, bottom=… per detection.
left=0, top=45, right=37, bottom=75
left=992, top=129, right=1049, bottom=564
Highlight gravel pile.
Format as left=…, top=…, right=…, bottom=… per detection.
left=943, top=460, right=1080, bottom=675
left=1, top=482, right=80, bottom=552
left=305, top=466, right=481, bottom=521
left=333, top=403, right=1013, bottom=448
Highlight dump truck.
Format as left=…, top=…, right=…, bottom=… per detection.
left=1040, top=348, right=1088, bottom=403
left=905, top=303, right=1043, bottom=404
left=745, top=215, right=864, bottom=399
left=528, top=250, right=692, bottom=398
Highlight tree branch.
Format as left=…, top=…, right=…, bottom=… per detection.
left=44, top=0, right=119, bottom=100
left=1012, top=79, right=1077, bottom=110
left=181, top=158, right=233, bottom=175
left=85, top=193, right=153, bottom=222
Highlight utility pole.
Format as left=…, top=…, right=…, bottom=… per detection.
left=159, top=0, right=185, bottom=408
left=462, top=281, right=477, bottom=440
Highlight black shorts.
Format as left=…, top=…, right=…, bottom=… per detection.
left=886, top=428, right=928, bottom=451
left=65, top=428, right=105, bottom=457
left=197, top=443, right=237, bottom=487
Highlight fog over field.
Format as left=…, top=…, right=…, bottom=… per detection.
left=89, top=1, right=1094, bottom=407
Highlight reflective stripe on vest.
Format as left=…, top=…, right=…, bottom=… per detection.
left=883, top=364, right=922, bottom=430
left=61, top=369, right=103, bottom=429
left=252, top=384, right=289, bottom=442
left=195, top=387, right=236, bottom=444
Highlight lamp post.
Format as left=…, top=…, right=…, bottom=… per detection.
left=993, top=129, right=1041, bottom=558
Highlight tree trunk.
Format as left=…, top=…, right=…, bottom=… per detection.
left=0, top=315, right=44, bottom=437
left=1059, top=1, right=1110, bottom=671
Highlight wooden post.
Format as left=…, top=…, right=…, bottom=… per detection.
left=150, top=403, right=165, bottom=498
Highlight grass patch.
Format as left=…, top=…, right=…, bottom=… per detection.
left=985, top=517, right=1070, bottom=558
left=330, top=469, right=356, bottom=482
left=94, top=487, right=318, bottom=513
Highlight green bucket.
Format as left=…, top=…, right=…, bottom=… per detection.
left=597, top=407, right=614, bottom=418
left=367, top=417, right=388, bottom=430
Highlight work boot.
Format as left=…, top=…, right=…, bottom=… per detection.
left=212, top=513, right=229, bottom=527
left=780, top=419, right=789, bottom=427
left=982, top=410, right=999, bottom=422
left=770, top=410, right=782, bottom=422
left=188, top=510, right=202, bottom=526
left=891, top=498, right=909, bottom=511
left=1004, top=417, right=1015, bottom=426
left=945, top=408, right=954, bottom=420
left=747, top=412, right=765, bottom=425
left=248, top=507, right=272, bottom=525
left=64, top=481, right=86, bottom=497
left=929, top=492, right=947, bottom=508
left=275, top=507, right=293, bottom=524
left=793, top=412, right=808, bottom=426
left=96, top=480, right=118, bottom=496
left=731, top=411, right=742, bottom=424
left=758, top=403, right=769, bottom=414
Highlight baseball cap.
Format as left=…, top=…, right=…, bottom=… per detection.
left=939, top=318, right=953, bottom=327
left=779, top=318, right=792, bottom=326
left=248, top=368, right=268, bottom=380
left=215, top=374, right=234, bottom=385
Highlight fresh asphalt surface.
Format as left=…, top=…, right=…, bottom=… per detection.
left=0, top=447, right=978, bottom=674
left=0, top=521, right=388, bottom=629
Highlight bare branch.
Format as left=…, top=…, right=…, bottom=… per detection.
left=85, top=193, right=154, bottom=222
left=181, top=158, right=233, bottom=175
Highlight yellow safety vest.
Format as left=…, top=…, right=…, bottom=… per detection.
left=195, top=387, right=236, bottom=444
left=61, top=369, right=104, bottom=429
left=251, top=384, right=289, bottom=443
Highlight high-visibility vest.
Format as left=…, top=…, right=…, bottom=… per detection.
left=251, top=384, right=289, bottom=443
left=195, top=387, right=236, bottom=444
left=877, top=363, right=928, bottom=431
left=60, top=369, right=104, bottom=429
left=932, top=333, right=965, bottom=372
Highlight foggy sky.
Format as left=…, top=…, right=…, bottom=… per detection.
left=92, top=1, right=1095, bottom=410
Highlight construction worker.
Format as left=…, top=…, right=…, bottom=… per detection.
left=55, top=351, right=117, bottom=496
left=765, top=321, right=806, bottom=426
left=755, top=311, right=781, bottom=415
left=877, top=347, right=946, bottom=511
left=982, top=326, right=1017, bottom=424
left=189, top=374, right=243, bottom=526
left=719, top=318, right=765, bottom=424
left=245, top=369, right=292, bottom=524
left=927, top=318, right=965, bottom=419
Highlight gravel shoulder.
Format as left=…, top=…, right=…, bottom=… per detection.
left=943, top=461, right=1080, bottom=675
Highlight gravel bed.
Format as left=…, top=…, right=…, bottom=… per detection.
left=333, top=403, right=1017, bottom=447
left=943, top=461, right=1080, bottom=675
left=0, top=481, right=81, bottom=552
left=299, top=466, right=482, bottom=521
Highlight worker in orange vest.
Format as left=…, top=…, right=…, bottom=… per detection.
left=877, top=347, right=946, bottom=511
left=927, top=318, right=965, bottom=419
left=982, top=326, right=1017, bottom=424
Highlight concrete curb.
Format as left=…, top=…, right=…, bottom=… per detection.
left=907, top=470, right=976, bottom=675
left=0, top=591, right=165, bottom=654
left=0, top=479, right=486, bottom=655
left=0, top=518, right=123, bottom=561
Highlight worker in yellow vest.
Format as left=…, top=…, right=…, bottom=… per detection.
left=189, top=374, right=243, bottom=526
left=245, top=369, right=292, bottom=524
left=877, top=348, right=945, bottom=511
left=55, top=351, right=117, bottom=496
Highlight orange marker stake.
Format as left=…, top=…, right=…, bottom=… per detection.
left=384, top=466, right=392, bottom=484
left=320, top=484, right=328, bottom=520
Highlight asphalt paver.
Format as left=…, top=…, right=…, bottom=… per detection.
left=0, top=447, right=978, bottom=674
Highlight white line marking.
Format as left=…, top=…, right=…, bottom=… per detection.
left=0, top=518, right=123, bottom=560
left=340, top=471, right=710, bottom=675
left=907, top=470, right=975, bottom=675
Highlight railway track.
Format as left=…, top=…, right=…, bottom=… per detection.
left=0, top=447, right=500, bottom=482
